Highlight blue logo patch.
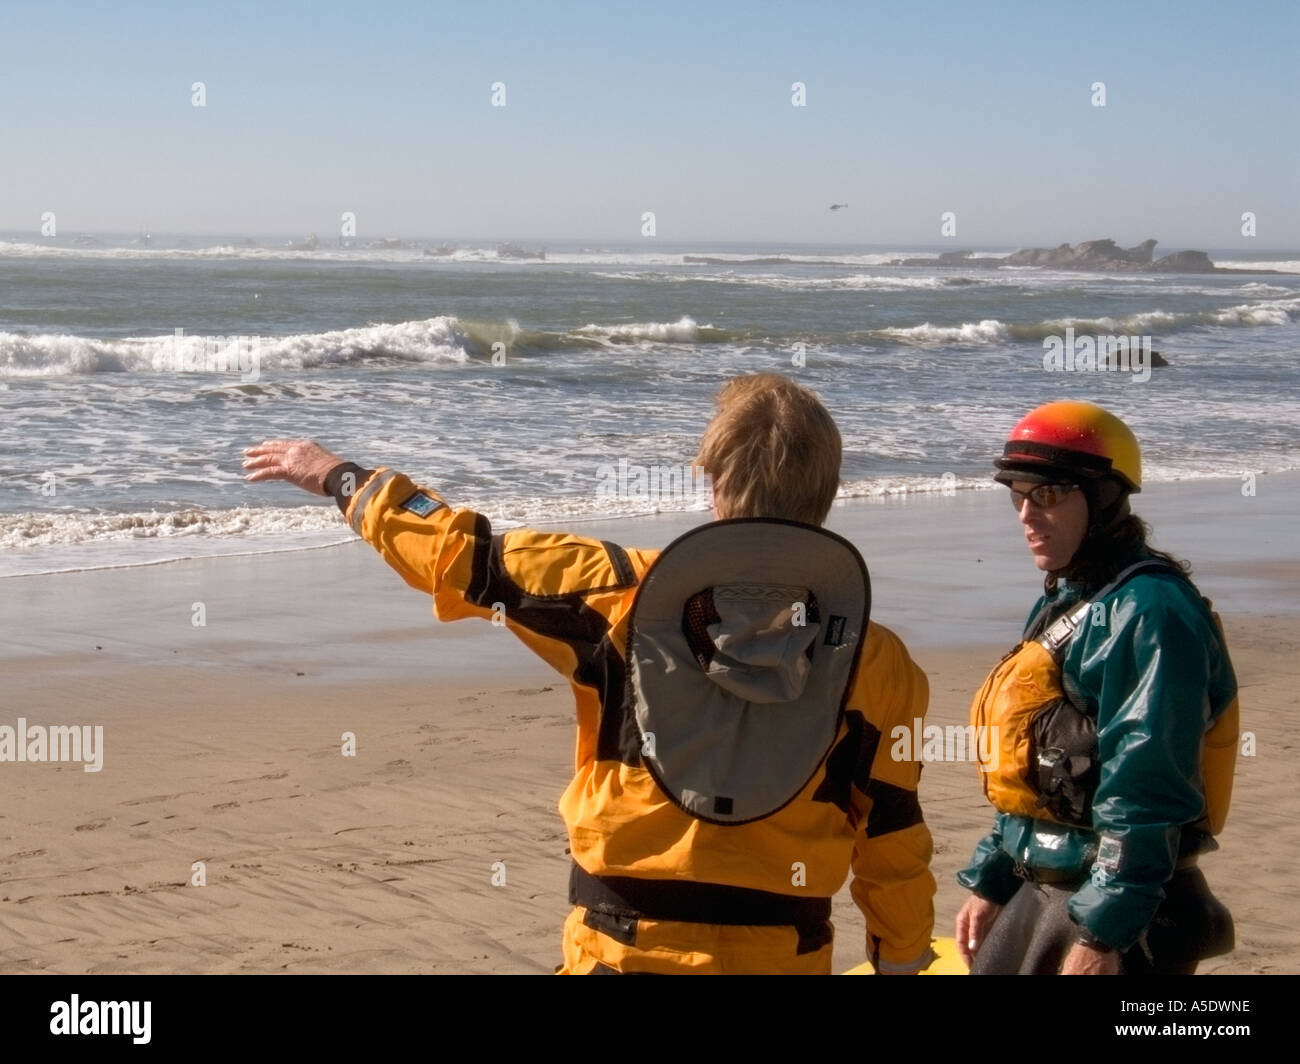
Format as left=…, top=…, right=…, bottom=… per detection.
left=399, top=490, right=443, bottom=518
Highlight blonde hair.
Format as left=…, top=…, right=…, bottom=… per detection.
left=695, top=374, right=841, bottom=525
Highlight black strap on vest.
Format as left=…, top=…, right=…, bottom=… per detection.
left=1034, top=559, right=1181, bottom=658
left=569, top=862, right=831, bottom=929
left=600, top=541, right=637, bottom=587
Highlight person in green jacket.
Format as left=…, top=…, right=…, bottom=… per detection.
left=955, top=401, right=1238, bottom=975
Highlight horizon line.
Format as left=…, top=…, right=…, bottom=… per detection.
left=0, top=231, right=1295, bottom=253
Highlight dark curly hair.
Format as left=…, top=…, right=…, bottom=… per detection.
left=1049, top=476, right=1192, bottom=591
left=1058, top=513, right=1192, bottom=591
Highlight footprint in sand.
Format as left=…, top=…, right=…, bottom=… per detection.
left=74, top=819, right=111, bottom=832
left=121, top=793, right=190, bottom=806
left=210, top=802, right=240, bottom=811
left=508, top=687, right=554, bottom=696
left=9, top=849, right=47, bottom=860
left=457, top=696, right=479, bottom=704
left=225, top=771, right=288, bottom=784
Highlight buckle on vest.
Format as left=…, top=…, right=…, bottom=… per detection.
left=1013, top=860, right=1085, bottom=886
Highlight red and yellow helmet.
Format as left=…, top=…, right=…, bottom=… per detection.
left=994, top=401, right=1141, bottom=493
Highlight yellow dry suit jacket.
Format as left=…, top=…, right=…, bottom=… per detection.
left=335, top=465, right=936, bottom=973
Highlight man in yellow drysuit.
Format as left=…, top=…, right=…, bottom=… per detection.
left=244, top=373, right=936, bottom=974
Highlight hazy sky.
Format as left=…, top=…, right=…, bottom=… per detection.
left=2, top=0, right=1296, bottom=247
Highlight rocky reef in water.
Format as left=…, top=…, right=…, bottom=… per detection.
left=893, top=239, right=1272, bottom=274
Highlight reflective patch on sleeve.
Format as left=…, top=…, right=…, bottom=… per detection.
left=877, top=945, right=936, bottom=974
left=1092, top=834, right=1123, bottom=885
left=348, top=469, right=397, bottom=534
left=399, top=490, right=444, bottom=518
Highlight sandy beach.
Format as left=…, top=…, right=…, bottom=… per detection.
left=1, top=474, right=1296, bottom=974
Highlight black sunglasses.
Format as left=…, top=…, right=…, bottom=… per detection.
left=1008, top=483, right=1079, bottom=510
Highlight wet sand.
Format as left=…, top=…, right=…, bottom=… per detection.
left=1, top=475, right=1295, bottom=973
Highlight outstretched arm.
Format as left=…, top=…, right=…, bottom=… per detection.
left=243, top=439, right=645, bottom=685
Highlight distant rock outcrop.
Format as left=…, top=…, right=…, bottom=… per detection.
left=893, top=249, right=980, bottom=267
left=1146, top=250, right=1215, bottom=272
left=1002, top=238, right=1158, bottom=268
left=890, top=239, right=1278, bottom=274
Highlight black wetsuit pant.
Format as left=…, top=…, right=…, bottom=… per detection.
left=971, top=866, right=1232, bottom=975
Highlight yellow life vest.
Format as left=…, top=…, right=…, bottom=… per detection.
left=1200, top=614, right=1239, bottom=837
left=970, top=561, right=1238, bottom=831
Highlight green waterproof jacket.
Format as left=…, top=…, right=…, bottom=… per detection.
left=956, top=545, right=1238, bottom=952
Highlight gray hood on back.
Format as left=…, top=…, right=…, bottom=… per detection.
left=627, top=518, right=869, bottom=824
left=701, top=584, right=820, bottom=703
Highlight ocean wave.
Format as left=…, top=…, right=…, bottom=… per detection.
left=877, top=319, right=1012, bottom=344
left=0, top=240, right=701, bottom=268
left=837, top=475, right=995, bottom=498
left=1033, top=311, right=1180, bottom=334
left=592, top=271, right=1007, bottom=291
left=1210, top=299, right=1299, bottom=326
left=275, top=318, right=478, bottom=368
left=0, top=240, right=437, bottom=264
left=874, top=295, right=1300, bottom=346
left=0, top=492, right=702, bottom=573
left=1233, top=281, right=1294, bottom=293
left=1084, top=281, right=1298, bottom=298
left=0, top=240, right=915, bottom=270
left=8, top=464, right=1293, bottom=578
left=0, top=317, right=477, bottom=377
left=679, top=253, right=907, bottom=267
left=1213, top=260, right=1300, bottom=274
left=0, top=504, right=349, bottom=550
left=4, top=293, right=1297, bottom=378
left=571, top=316, right=734, bottom=344
left=0, top=313, right=753, bottom=377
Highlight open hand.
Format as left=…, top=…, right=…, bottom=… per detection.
left=243, top=439, right=345, bottom=496
left=955, top=893, right=1003, bottom=968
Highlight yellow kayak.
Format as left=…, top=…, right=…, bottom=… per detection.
left=844, top=937, right=968, bottom=975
